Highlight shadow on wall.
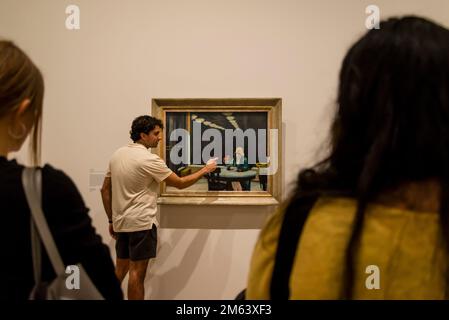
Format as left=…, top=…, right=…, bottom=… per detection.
left=106, top=205, right=271, bottom=299
left=146, top=229, right=211, bottom=299
left=143, top=205, right=273, bottom=299
left=159, top=205, right=274, bottom=229
left=207, top=230, right=235, bottom=299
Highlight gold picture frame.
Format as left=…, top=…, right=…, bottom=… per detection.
left=152, top=98, right=282, bottom=206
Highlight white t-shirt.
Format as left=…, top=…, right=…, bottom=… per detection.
left=106, top=143, right=172, bottom=232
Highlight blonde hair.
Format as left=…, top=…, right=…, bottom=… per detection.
left=0, top=40, right=44, bottom=165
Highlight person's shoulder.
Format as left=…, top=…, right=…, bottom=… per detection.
left=109, top=144, right=139, bottom=164
left=41, top=164, right=73, bottom=183
left=147, top=151, right=163, bottom=160
left=126, top=145, right=161, bottom=161
left=256, top=206, right=286, bottom=249
left=41, top=164, right=83, bottom=200
left=312, top=196, right=357, bottom=214
left=111, top=144, right=132, bottom=157
left=141, top=152, right=167, bottom=168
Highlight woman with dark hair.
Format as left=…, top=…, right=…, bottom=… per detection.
left=246, top=16, right=449, bottom=299
left=0, top=40, right=123, bottom=300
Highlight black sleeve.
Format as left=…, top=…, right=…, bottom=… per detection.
left=41, top=165, right=123, bottom=300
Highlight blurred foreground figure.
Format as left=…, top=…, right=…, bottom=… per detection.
left=247, top=16, right=449, bottom=299
left=0, top=40, right=123, bottom=300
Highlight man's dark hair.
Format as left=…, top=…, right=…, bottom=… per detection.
left=129, top=115, right=163, bottom=142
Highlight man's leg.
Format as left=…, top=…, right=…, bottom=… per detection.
left=115, top=258, right=129, bottom=284
left=128, top=259, right=150, bottom=300
left=115, top=232, right=130, bottom=284
left=127, top=227, right=157, bottom=300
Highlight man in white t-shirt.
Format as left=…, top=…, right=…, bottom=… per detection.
left=101, top=115, right=216, bottom=300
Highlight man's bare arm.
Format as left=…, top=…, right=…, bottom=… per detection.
left=165, top=162, right=217, bottom=189
left=101, top=177, right=116, bottom=239
left=100, top=177, right=113, bottom=221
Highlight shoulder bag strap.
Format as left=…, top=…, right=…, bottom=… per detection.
left=22, top=167, right=65, bottom=276
left=30, top=214, right=41, bottom=284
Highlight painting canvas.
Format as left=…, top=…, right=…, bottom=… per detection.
left=152, top=98, right=282, bottom=206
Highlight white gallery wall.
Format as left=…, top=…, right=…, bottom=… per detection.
left=1, top=0, right=449, bottom=299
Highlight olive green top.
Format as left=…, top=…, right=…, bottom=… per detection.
left=247, top=197, right=447, bottom=299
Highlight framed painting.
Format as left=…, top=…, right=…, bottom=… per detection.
left=152, top=98, right=282, bottom=206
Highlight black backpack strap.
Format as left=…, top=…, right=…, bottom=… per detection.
left=270, top=195, right=318, bottom=299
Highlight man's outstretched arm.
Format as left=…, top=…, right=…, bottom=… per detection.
left=164, top=162, right=217, bottom=189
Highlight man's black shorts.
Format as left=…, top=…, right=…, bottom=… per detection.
left=115, top=225, right=157, bottom=261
